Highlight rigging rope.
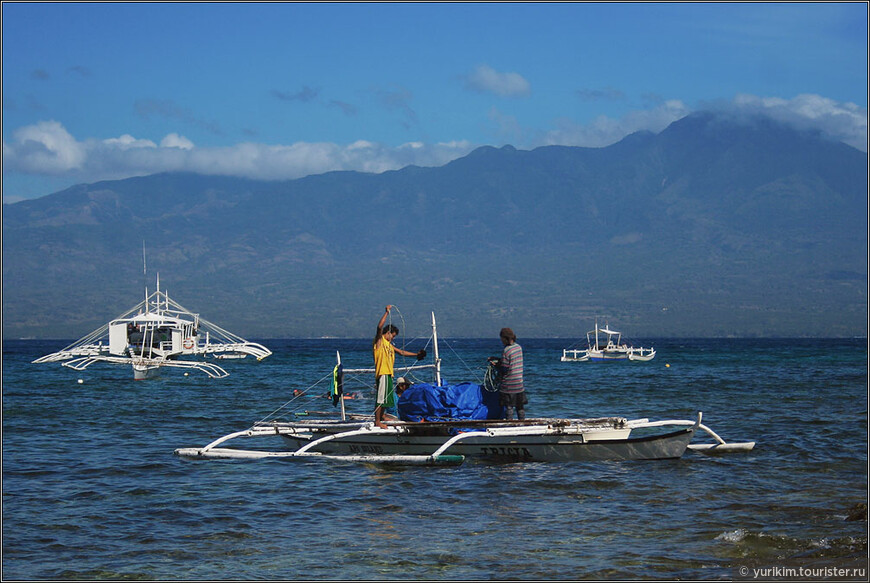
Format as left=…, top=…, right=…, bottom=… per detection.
left=388, top=304, right=408, bottom=353
left=255, top=369, right=336, bottom=425
left=442, top=340, right=488, bottom=385
left=387, top=304, right=426, bottom=381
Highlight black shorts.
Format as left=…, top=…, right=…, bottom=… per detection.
left=500, top=391, right=528, bottom=408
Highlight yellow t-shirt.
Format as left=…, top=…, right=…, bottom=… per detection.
left=373, top=335, right=395, bottom=377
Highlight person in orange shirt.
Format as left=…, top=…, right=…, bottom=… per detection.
left=373, top=305, right=425, bottom=428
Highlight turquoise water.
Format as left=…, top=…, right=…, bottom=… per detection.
left=3, top=337, right=867, bottom=580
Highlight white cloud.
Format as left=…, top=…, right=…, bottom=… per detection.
left=728, top=93, right=867, bottom=150
left=536, top=94, right=867, bottom=151
left=3, top=92, right=864, bottom=200
left=347, top=139, right=377, bottom=151
left=2, top=122, right=477, bottom=186
left=160, top=133, right=195, bottom=150
left=4, top=120, right=86, bottom=173
left=103, top=134, right=158, bottom=149
left=539, top=100, right=691, bottom=148
left=463, top=64, right=531, bottom=97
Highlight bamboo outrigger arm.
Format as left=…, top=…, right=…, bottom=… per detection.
left=628, top=413, right=756, bottom=453
left=174, top=423, right=466, bottom=466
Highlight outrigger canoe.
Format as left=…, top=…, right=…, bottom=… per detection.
left=175, top=313, right=754, bottom=466
left=175, top=412, right=753, bottom=466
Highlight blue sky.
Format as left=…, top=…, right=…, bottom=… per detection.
left=3, top=2, right=867, bottom=203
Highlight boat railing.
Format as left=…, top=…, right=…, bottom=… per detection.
left=198, top=341, right=272, bottom=360
left=341, top=362, right=437, bottom=375
left=33, top=343, right=107, bottom=362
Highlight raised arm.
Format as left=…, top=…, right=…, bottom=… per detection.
left=374, top=305, right=392, bottom=344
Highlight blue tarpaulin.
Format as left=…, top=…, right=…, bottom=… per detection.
left=397, top=382, right=504, bottom=422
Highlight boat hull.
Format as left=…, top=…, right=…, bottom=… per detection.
left=132, top=363, right=160, bottom=380
left=587, top=350, right=630, bottom=362
left=280, top=427, right=695, bottom=462
left=563, top=348, right=656, bottom=362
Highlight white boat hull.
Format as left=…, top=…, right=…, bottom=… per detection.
left=587, top=349, right=630, bottom=361
left=279, top=425, right=695, bottom=462
left=132, top=363, right=160, bottom=380
left=175, top=412, right=756, bottom=465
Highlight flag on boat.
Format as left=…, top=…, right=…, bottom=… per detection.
left=330, top=363, right=343, bottom=407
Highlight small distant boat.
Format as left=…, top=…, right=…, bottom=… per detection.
left=562, top=321, right=655, bottom=362
left=33, top=276, right=271, bottom=379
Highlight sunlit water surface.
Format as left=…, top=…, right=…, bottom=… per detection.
left=3, top=337, right=867, bottom=580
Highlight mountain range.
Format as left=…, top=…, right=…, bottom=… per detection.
left=3, top=111, right=867, bottom=339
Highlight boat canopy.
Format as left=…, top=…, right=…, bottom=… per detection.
left=122, top=312, right=192, bottom=324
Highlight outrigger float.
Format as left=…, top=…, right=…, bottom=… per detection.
left=175, top=313, right=754, bottom=466
left=33, top=277, right=271, bottom=379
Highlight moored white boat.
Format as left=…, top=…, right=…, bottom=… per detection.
left=33, top=276, right=271, bottom=379
left=561, top=321, right=655, bottom=362
left=176, top=415, right=705, bottom=464
left=175, top=313, right=753, bottom=466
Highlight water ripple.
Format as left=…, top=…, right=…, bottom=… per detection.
left=3, top=338, right=866, bottom=580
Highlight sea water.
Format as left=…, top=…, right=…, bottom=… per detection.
left=2, top=337, right=867, bottom=580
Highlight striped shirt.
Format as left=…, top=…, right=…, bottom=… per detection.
left=499, top=342, right=524, bottom=393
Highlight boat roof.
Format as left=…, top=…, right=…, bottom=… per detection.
left=588, top=327, right=621, bottom=335
left=115, top=312, right=194, bottom=325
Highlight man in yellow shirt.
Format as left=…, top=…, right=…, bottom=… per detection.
left=373, top=305, right=425, bottom=428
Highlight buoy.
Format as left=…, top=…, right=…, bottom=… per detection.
left=184, top=372, right=189, bottom=376
left=665, top=363, right=670, bottom=368
left=77, top=379, right=84, bottom=384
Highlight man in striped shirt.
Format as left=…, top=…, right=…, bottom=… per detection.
left=492, top=327, right=527, bottom=421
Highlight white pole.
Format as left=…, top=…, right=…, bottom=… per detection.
left=337, top=351, right=346, bottom=420
left=142, top=241, right=148, bottom=305
left=431, top=312, right=442, bottom=386
left=595, top=319, right=600, bottom=350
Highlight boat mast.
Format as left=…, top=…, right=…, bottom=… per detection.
left=431, top=312, right=442, bottom=386
left=336, top=351, right=346, bottom=421
left=594, top=319, right=600, bottom=351
left=142, top=241, right=148, bottom=304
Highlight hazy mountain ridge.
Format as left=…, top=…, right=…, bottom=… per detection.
left=3, top=112, right=867, bottom=339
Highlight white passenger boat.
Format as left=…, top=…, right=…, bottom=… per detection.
left=175, top=314, right=753, bottom=466
left=33, top=276, right=271, bottom=379
left=561, top=321, right=656, bottom=362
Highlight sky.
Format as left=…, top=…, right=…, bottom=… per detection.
left=2, top=1, right=867, bottom=204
